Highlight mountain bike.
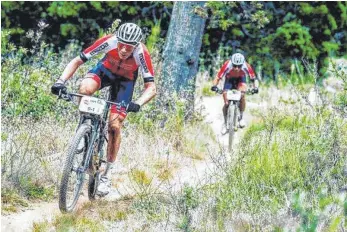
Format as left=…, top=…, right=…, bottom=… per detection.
left=57, top=91, right=132, bottom=213
left=215, top=88, right=242, bottom=151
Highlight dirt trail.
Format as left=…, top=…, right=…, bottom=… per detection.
left=1, top=94, right=264, bottom=232
left=201, top=95, right=263, bottom=147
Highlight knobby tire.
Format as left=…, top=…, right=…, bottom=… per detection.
left=59, top=124, right=91, bottom=213
left=228, top=103, right=236, bottom=151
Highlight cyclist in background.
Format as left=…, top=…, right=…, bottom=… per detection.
left=211, top=53, right=258, bottom=134
left=51, top=23, right=156, bottom=196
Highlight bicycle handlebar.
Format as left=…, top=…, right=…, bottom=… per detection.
left=58, top=91, right=129, bottom=111
left=213, top=88, right=258, bottom=95
left=212, top=88, right=224, bottom=94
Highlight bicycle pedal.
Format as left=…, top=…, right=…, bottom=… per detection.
left=96, top=191, right=109, bottom=197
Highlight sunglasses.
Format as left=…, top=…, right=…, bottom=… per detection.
left=233, top=64, right=242, bottom=68
left=118, top=41, right=136, bottom=51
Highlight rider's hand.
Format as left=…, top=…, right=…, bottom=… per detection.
left=211, top=86, right=218, bottom=92
left=127, top=102, right=141, bottom=112
left=51, top=80, right=67, bottom=96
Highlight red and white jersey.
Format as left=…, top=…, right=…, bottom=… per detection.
left=217, top=60, right=256, bottom=80
left=80, top=34, right=154, bottom=81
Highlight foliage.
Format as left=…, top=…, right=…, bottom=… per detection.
left=202, top=2, right=347, bottom=79
left=291, top=189, right=346, bottom=232
left=1, top=24, right=94, bottom=120
left=1, top=2, right=172, bottom=50
left=259, top=21, right=319, bottom=59
left=2, top=2, right=346, bottom=81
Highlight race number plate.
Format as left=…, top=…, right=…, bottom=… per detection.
left=79, top=96, right=106, bottom=115
left=226, top=90, right=242, bottom=101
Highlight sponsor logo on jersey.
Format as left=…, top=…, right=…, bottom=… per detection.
left=138, top=53, right=149, bottom=73
left=107, top=56, right=135, bottom=70
left=90, top=43, right=109, bottom=56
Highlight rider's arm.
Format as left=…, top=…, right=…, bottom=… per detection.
left=134, top=44, right=156, bottom=106
left=59, top=56, right=84, bottom=82
left=58, top=35, right=116, bottom=83
left=80, top=34, right=116, bottom=62
left=243, top=62, right=258, bottom=88
left=213, top=60, right=230, bottom=87
left=212, top=76, right=220, bottom=86
left=136, top=82, right=156, bottom=106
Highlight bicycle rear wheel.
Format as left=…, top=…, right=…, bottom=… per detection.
left=59, top=124, right=91, bottom=213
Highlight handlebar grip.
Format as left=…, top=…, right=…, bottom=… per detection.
left=58, top=91, right=72, bottom=101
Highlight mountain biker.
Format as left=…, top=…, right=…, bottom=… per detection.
left=51, top=23, right=156, bottom=196
left=211, top=53, right=258, bottom=134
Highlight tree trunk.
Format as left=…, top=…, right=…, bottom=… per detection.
left=160, top=1, right=207, bottom=114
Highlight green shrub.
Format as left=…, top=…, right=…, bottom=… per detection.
left=1, top=27, right=87, bottom=120
left=24, top=180, right=55, bottom=200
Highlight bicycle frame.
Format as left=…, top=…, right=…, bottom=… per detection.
left=62, top=92, right=124, bottom=174
left=227, top=100, right=240, bottom=126
left=58, top=91, right=130, bottom=210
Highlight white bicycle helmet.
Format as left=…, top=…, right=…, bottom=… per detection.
left=231, top=53, right=245, bottom=65
left=116, top=23, right=143, bottom=45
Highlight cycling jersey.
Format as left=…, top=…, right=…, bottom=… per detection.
left=217, top=60, right=256, bottom=80
left=79, top=34, right=154, bottom=118
left=80, top=34, right=154, bottom=82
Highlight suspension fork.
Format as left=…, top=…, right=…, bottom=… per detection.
left=82, top=119, right=100, bottom=172
left=97, top=104, right=111, bottom=159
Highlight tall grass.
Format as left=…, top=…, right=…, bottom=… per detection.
left=213, top=74, right=346, bottom=229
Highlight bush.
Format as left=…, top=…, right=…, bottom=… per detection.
left=1, top=26, right=92, bottom=120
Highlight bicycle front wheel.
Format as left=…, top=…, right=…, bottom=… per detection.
left=59, top=124, right=91, bottom=213
left=228, top=103, right=237, bottom=151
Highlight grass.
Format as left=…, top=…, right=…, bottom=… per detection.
left=154, top=160, right=178, bottom=181
left=1, top=188, right=29, bottom=213
left=214, top=96, right=346, bottom=228
left=24, top=181, right=55, bottom=201
left=33, top=220, right=51, bottom=232
left=51, top=214, right=103, bottom=232
left=131, top=169, right=152, bottom=186
left=33, top=199, right=133, bottom=231
left=180, top=122, right=216, bottom=160
left=157, top=168, right=173, bottom=181
left=91, top=200, right=132, bottom=222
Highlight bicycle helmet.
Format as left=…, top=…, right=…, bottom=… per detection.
left=116, top=23, right=143, bottom=45
left=231, top=53, right=245, bottom=65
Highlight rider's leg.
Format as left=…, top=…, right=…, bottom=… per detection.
left=97, top=112, right=124, bottom=195
left=222, top=94, right=229, bottom=125
left=104, top=79, right=135, bottom=176
left=222, top=79, right=232, bottom=125
left=237, top=79, right=247, bottom=128
left=79, top=73, right=101, bottom=96
left=237, top=77, right=247, bottom=119
left=106, top=112, right=125, bottom=166
left=239, top=93, right=246, bottom=118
